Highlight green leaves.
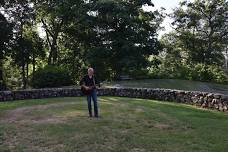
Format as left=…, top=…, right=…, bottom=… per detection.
left=31, top=65, right=73, bottom=88
left=0, top=13, right=12, bottom=53
left=170, top=0, right=227, bottom=66
left=155, top=0, right=227, bottom=83
left=85, top=0, right=162, bottom=79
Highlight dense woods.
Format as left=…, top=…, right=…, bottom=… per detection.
left=0, top=0, right=227, bottom=90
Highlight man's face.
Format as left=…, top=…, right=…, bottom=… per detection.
left=88, top=69, right=94, bottom=76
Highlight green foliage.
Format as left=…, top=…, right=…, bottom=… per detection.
left=128, top=68, right=150, bottom=80
left=149, top=62, right=227, bottom=84
left=31, top=65, right=73, bottom=88
left=34, top=0, right=86, bottom=65
left=12, top=37, right=33, bottom=67
left=0, top=81, right=7, bottom=90
left=156, top=4, right=228, bottom=85
left=3, top=57, right=22, bottom=90
left=189, top=64, right=227, bottom=83
left=85, top=0, right=163, bottom=79
left=170, top=0, right=227, bottom=66
left=0, top=13, right=12, bottom=90
left=0, top=13, right=12, bottom=50
left=1, top=0, right=227, bottom=89
left=87, top=47, right=113, bottom=81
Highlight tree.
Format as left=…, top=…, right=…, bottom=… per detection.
left=24, top=28, right=45, bottom=77
left=11, top=37, right=33, bottom=89
left=2, top=0, right=36, bottom=89
left=171, top=0, right=227, bottom=66
left=159, top=32, right=184, bottom=78
left=53, top=0, right=91, bottom=82
left=86, top=0, right=163, bottom=79
left=0, top=0, right=13, bottom=89
left=0, top=13, right=12, bottom=90
left=153, top=0, right=228, bottom=82
left=10, top=27, right=45, bottom=89
left=34, top=0, right=85, bottom=65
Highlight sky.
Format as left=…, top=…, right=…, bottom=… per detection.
left=143, top=0, right=180, bottom=37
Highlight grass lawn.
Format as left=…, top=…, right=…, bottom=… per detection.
left=103, top=79, right=228, bottom=94
left=0, top=97, right=228, bottom=152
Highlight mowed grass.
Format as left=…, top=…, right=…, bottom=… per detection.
left=104, top=79, right=228, bottom=94
left=0, top=97, right=228, bottom=152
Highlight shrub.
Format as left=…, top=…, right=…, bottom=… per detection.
left=0, top=81, right=7, bottom=91
left=128, top=69, right=150, bottom=79
left=206, top=65, right=227, bottom=83
left=189, top=64, right=211, bottom=81
left=189, top=64, right=227, bottom=83
left=31, top=65, right=73, bottom=88
left=149, top=63, right=227, bottom=84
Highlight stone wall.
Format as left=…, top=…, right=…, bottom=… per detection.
left=0, top=88, right=227, bottom=112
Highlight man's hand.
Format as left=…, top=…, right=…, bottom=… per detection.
left=85, top=86, right=90, bottom=90
left=81, top=85, right=90, bottom=90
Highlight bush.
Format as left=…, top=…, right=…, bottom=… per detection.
left=0, top=81, right=7, bottom=91
left=31, top=65, right=73, bottom=88
left=189, top=64, right=227, bottom=83
left=149, top=63, right=227, bottom=84
left=189, top=64, right=211, bottom=81
left=128, top=69, right=150, bottom=79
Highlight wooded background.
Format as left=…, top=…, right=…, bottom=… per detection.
left=0, top=0, right=227, bottom=90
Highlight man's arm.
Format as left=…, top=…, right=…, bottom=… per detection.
left=80, top=76, right=89, bottom=90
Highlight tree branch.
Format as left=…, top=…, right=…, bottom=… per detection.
left=41, top=18, right=54, bottom=38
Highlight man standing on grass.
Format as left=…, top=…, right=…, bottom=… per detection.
left=80, top=68, right=100, bottom=118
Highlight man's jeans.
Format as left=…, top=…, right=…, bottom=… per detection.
left=87, top=89, right=98, bottom=117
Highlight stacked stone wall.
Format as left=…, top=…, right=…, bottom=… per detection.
left=0, top=88, right=227, bottom=112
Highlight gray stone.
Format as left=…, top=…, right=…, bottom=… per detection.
left=0, top=87, right=227, bottom=113
left=214, top=94, right=221, bottom=99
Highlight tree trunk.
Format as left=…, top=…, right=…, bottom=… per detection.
left=0, top=67, right=3, bottom=90
left=48, top=44, right=57, bottom=65
left=22, top=64, right=26, bottom=89
left=26, top=62, right=29, bottom=84
left=52, top=43, right=58, bottom=64
left=206, top=11, right=214, bottom=64
left=0, top=69, right=3, bottom=82
left=0, top=51, right=6, bottom=90
left=0, top=52, right=3, bottom=82
left=32, top=53, right=36, bottom=78
left=41, top=19, right=60, bottom=65
left=48, top=33, right=58, bottom=65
